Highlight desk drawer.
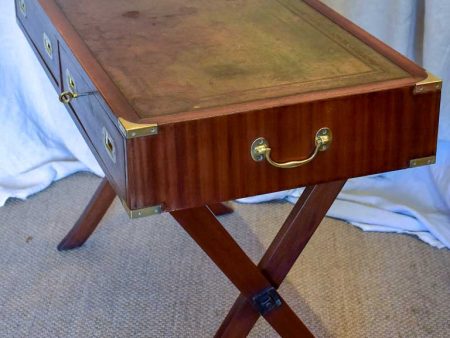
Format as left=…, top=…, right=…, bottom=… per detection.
left=125, top=86, right=440, bottom=212
left=15, top=0, right=60, bottom=88
left=59, top=46, right=126, bottom=198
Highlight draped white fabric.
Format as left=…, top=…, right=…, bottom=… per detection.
left=1, top=0, right=449, bottom=247
left=322, top=0, right=450, bottom=140
left=240, top=0, right=450, bottom=249
left=0, top=0, right=103, bottom=206
left=323, top=0, right=450, bottom=248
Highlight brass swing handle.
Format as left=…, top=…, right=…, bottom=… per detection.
left=59, top=91, right=95, bottom=104
left=251, top=128, right=332, bottom=169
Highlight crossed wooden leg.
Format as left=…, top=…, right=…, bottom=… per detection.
left=58, top=178, right=234, bottom=251
left=171, top=180, right=346, bottom=337
left=58, top=176, right=344, bottom=336
left=58, top=178, right=116, bottom=251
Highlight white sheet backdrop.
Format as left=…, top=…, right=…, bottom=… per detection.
left=0, top=0, right=102, bottom=206
left=239, top=0, right=450, bottom=249
left=1, top=0, right=449, bottom=248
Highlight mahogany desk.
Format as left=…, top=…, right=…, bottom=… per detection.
left=16, top=0, right=441, bottom=336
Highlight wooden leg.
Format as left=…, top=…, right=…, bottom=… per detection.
left=171, top=180, right=346, bottom=337
left=207, top=202, right=234, bottom=216
left=57, top=178, right=116, bottom=251
left=57, top=176, right=233, bottom=251
left=216, top=180, right=346, bottom=337
left=171, top=207, right=312, bottom=337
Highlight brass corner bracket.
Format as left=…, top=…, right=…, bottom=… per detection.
left=409, top=155, right=436, bottom=168
left=118, top=117, right=158, bottom=139
left=414, top=72, right=442, bottom=95
left=121, top=199, right=163, bottom=219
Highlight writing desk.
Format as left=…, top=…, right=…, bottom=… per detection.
left=16, top=0, right=441, bottom=336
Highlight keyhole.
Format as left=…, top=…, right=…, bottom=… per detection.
left=43, top=33, right=52, bottom=58
left=105, top=137, right=114, bottom=154
left=19, top=0, right=26, bottom=16
left=69, top=77, right=76, bottom=91
left=102, top=127, right=116, bottom=163
left=66, top=69, right=77, bottom=93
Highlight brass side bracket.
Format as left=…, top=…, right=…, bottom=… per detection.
left=414, top=72, right=442, bottom=95
left=409, top=155, right=436, bottom=168
left=118, top=117, right=158, bottom=139
left=121, top=199, right=163, bottom=219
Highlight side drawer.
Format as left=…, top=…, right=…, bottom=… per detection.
left=15, top=0, right=60, bottom=88
left=59, top=45, right=127, bottom=199
left=125, top=86, right=440, bottom=211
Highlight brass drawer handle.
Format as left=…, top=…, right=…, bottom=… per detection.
left=58, top=90, right=96, bottom=104
left=251, top=127, right=332, bottom=169
left=59, top=69, right=96, bottom=103
left=59, top=91, right=78, bottom=104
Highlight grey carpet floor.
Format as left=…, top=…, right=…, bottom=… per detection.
left=0, top=173, right=449, bottom=338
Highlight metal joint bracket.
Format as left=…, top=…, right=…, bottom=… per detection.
left=252, top=287, right=282, bottom=316
left=409, top=155, right=436, bottom=168
left=118, top=117, right=158, bottom=139
left=121, top=199, right=162, bottom=219
left=414, top=72, right=442, bottom=95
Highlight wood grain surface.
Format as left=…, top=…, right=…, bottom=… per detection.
left=126, top=87, right=440, bottom=211
left=216, top=180, right=345, bottom=337
left=171, top=205, right=314, bottom=337
left=17, top=0, right=440, bottom=213
left=57, top=178, right=116, bottom=251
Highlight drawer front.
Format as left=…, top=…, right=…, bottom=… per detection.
left=15, top=0, right=60, bottom=88
left=59, top=45, right=126, bottom=199
left=126, top=87, right=440, bottom=211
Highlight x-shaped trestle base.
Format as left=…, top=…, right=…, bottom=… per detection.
left=172, top=180, right=345, bottom=337
left=58, top=178, right=345, bottom=337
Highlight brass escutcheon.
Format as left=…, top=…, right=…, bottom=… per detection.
left=43, top=33, right=53, bottom=59
left=19, top=0, right=26, bottom=17
left=102, top=127, right=117, bottom=163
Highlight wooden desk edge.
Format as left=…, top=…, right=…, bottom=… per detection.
left=39, top=0, right=428, bottom=127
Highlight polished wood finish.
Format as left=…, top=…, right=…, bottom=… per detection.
left=59, top=45, right=128, bottom=199
left=207, top=202, right=234, bottom=216
left=171, top=208, right=306, bottom=337
left=15, top=0, right=440, bottom=214
left=16, top=1, right=442, bottom=336
left=171, top=180, right=345, bottom=337
left=57, top=177, right=234, bottom=250
left=57, top=178, right=116, bottom=251
left=127, top=88, right=440, bottom=211
left=216, top=180, right=346, bottom=337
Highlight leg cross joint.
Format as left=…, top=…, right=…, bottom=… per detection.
left=252, top=287, right=282, bottom=315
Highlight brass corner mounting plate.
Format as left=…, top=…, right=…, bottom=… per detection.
left=414, top=72, right=442, bottom=95
left=121, top=199, right=163, bottom=219
left=118, top=117, right=158, bottom=139
left=409, top=155, right=436, bottom=168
